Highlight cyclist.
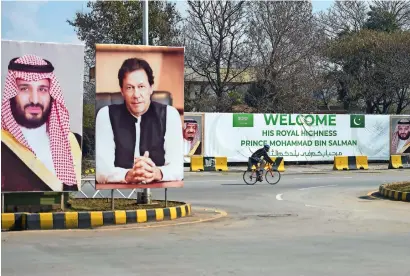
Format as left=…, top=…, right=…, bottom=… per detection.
left=248, top=144, right=275, bottom=181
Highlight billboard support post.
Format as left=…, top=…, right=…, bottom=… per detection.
left=111, top=189, right=115, bottom=210
left=60, top=193, right=65, bottom=211
left=165, top=188, right=168, bottom=207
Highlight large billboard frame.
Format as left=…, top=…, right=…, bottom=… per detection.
left=1, top=40, right=85, bottom=192
left=94, top=44, right=185, bottom=190
left=389, top=115, right=410, bottom=156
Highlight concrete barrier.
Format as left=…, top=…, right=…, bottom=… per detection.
left=190, top=156, right=204, bottom=171
left=333, top=156, right=368, bottom=170
left=251, top=157, right=285, bottom=172
left=190, top=156, right=228, bottom=171
left=388, top=155, right=410, bottom=169
left=84, top=168, right=95, bottom=175
left=214, top=157, right=228, bottom=171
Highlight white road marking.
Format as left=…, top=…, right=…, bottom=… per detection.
left=292, top=176, right=352, bottom=180
left=298, top=184, right=338, bottom=191
left=276, top=194, right=283, bottom=201
left=184, top=180, right=238, bottom=183
left=305, top=204, right=322, bottom=208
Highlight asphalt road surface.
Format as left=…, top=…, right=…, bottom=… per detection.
left=2, top=170, right=410, bottom=276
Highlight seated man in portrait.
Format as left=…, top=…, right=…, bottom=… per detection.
left=1, top=54, right=82, bottom=192
left=95, top=57, right=184, bottom=184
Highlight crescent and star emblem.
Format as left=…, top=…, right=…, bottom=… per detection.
left=353, top=117, right=361, bottom=126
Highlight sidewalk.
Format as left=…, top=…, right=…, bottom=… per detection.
left=184, top=163, right=391, bottom=175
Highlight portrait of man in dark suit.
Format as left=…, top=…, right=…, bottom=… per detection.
left=96, top=57, right=184, bottom=184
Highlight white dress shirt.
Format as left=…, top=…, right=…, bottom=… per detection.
left=20, top=123, right=57, bottom=176
left=95, top=104, right=184, bottom=183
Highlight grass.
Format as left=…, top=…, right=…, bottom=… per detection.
left=61, top=198, right=185, bottom=212
left=385, top=182, right=410, bottom=193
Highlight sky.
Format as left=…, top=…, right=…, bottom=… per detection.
left=1, top=1, right=335, bottom=45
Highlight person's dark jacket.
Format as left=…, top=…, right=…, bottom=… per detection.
left=251, top=148, right=274, bottom=164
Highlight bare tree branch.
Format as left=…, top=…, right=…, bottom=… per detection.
left=245, top=1, right=323, bottom=113
left=183, top=0, right=252, bottom=111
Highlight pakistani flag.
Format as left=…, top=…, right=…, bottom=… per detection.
left=350, top=115, right=365, bottom=128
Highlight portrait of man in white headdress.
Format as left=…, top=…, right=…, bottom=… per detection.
left=390, top=117, right=410, bottom=154
left=183, top=117, right=202, bottom=156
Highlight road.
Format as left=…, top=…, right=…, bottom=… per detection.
left=2, top=170, right=410, bottom=276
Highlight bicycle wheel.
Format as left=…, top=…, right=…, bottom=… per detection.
left=243, top=169, right=258, bottom=185
left=265, top=169, right=281, bottom=185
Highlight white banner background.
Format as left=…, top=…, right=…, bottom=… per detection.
left=204, top=113, right=390, bottom=162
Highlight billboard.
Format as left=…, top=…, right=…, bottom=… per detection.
left=183, top=112, right=204, bottom=162
left=1, top=40, right=84, bottom=192
left=390, top=115, right=410, bottom=155
left=204, top=113, right=391, bottom=162
left=94, top=44, right=184, bottom=189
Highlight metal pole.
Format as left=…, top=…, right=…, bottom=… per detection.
left=1, top=193, right=4, bottom=213
left=141, top=0, right=151, bottom=204
left=111, top=189, right=115, bottom=211
left=142, top=0, right=149, bottom=44
left=164, top=188, right=168, bottom=207
left=61, top=192, right=65, bottom=211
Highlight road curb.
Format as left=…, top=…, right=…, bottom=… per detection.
left=94, top=207, right=228, bottom=231
left=1, top=203, right=192, bottom=231
left=379, top=184, right=410, bottom=202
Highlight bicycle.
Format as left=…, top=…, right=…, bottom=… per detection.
left=243, top=162, right=281, bottom=185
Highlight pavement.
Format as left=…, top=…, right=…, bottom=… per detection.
left=2, top=168, right=410, bottom=276
left=185, top=162, right=391, bottom=174
left=79, top=163, right=394, bottom=199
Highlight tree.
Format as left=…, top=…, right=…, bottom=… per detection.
left=373, top=31, right=410, bottom=114
left=68, top=1, right=181, bottom=50
left=317, top=0, right=368, bottom=37
left=364, top=5, right=400, bottom=32
left=317, top=0, right=410, bottom=114
left=182, top=0, right=252, bottom=112
left=244, top=81, right=272, bottom=113
left=81, top=103, right=95, bottom=158
left=325, top=29, right=410, bottom=114
left=372, top=0, right=410, bottom=30
left=244, top=1, right=323, bottom=113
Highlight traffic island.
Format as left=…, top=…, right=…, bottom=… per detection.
left=379, top=182, right=410, bottom=202
left=1, top=198, right=192, bottom=231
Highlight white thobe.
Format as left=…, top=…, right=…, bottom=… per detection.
left=20, top=123, right=57, bottom=176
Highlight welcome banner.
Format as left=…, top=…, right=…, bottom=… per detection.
left=204, top=113, right=390, bottom=162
